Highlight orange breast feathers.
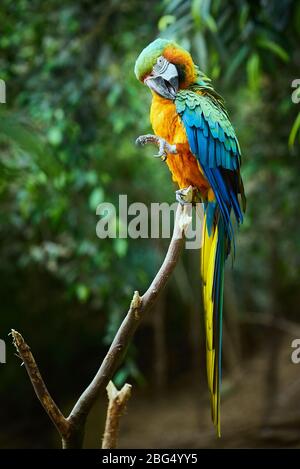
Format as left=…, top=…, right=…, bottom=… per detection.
left=150, top=94, right=210, bottom=194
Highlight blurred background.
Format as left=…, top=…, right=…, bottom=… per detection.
left=1, top=0, right=300, bottom=449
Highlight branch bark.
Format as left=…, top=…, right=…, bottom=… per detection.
left=102, top=381, right=132, bottom=449
left=12, top=202, right=191, bottom=448
left=11, top=330, right=72, bottom=447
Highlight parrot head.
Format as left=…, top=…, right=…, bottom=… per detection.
left=134, top=38, right=197, bottom=100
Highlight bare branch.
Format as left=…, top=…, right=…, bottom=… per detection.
left=12, top=202, right=190, bottom=448
left=68, top=203, right=188, bottom=428
left=11, top=329, right=70, bottom=439
left=102, top=381, right=132, bottom=449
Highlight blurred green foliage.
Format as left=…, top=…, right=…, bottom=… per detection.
left=0, top=0, right=300, bottom=448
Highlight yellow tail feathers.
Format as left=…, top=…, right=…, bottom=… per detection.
left=201, top=212, right=222, bottom=437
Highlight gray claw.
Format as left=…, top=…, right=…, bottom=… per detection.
left=154, top=141, right=167, bottom=159
left=135, top=134, right=177, bottom=162
left=176, top=193, right=190, bottom=206
left=176, top=186, right=194, bottom=206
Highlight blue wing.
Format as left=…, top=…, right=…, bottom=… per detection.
left=175, top=89, right=245, bottom=239
left=175, top=89, right=246, bottom=435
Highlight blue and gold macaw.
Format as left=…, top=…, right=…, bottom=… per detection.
left=134, top=39, right=246, bottom=436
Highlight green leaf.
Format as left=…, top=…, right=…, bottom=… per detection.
left=257, top=39, right=289, bottom=63
left=76, top=284, right=90, bottom=303
left=205, top=14, right=217, bottom=33
left=0, top=112, right=45, bottom=159
left=47, top=127, right=63, bottom=146
left=246, top=53, right=260, bottom=92
left=113, top=367, right=129, bottom=387
left=0, top=111, right=60, bottom=176
left=158, top=15, right=176, bottom=31
left=191, top=0, right=216, bottom=32
left=224, top=45, right=249, bottom=84
left=194, top=31, right=207, bottom=71
left=191, top=0, right=203, bottom=29
left=89, top=187, right=104, bottom=211
left=114, top=238, right=128, bottom=258
left=288, top=112, right=300, bottom=148
left=239, top=4, right=249, bottom=30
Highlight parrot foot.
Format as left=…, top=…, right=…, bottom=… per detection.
left=135, top=134, right=177, bottom=161
left=176, top=186, right=196, bottom=205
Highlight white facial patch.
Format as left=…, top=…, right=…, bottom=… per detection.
left=153, top=56, right=169, bottom=75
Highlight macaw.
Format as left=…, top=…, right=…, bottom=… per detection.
left=134, top=38, right=246, bottom=436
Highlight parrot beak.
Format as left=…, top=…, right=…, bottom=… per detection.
left=144, top=63, right=178, bottom=100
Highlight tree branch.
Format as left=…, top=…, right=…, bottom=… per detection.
left=102, top=381, right=132, bottom=449
left=11, top=330, right=70, bottom=439
left=67, top=203, right=189, bottom=429
left=11, top=201, right=191, bottom=448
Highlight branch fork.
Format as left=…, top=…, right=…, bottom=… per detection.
left=11, top=203, right=191, bottom=448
